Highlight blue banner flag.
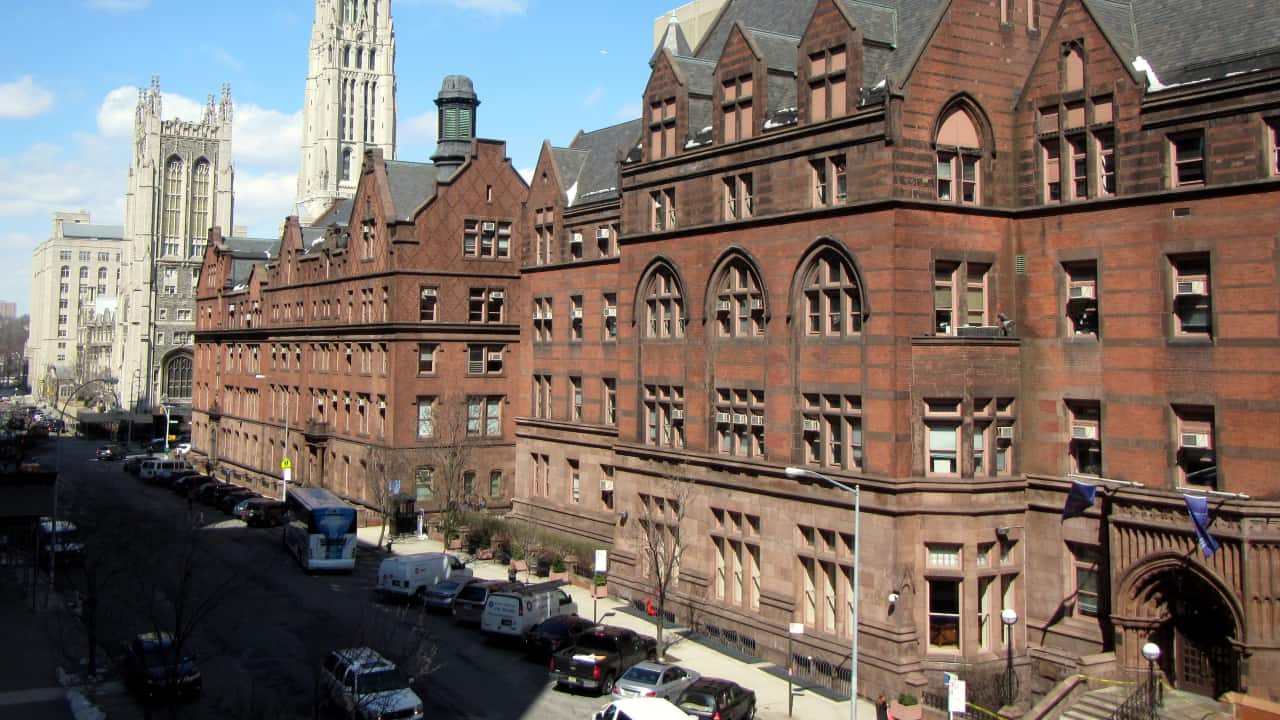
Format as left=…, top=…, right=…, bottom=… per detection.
left=1061, top=480, right=1097, bottom=521
left=1184, top=494, right=1221, bottom=558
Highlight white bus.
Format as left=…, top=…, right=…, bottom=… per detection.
left=282, top=487, right=358, bottom=572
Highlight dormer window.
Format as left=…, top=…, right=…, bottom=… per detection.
left=935, top=108, right=982, bottom=204
left=808, top=45, right=847, bottom=123
left=648, top=96, right=677, bottom=160
left=722, top=74, right=754, bottom=142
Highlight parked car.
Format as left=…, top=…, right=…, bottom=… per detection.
left=481, top=580, right=578, bottom=640
left=549, top=625, right=658, bottom=695
left=524, top=614, right=597, bottom=659
left=676, top=678, right=756, bottom=720
left=96, top=444, right=124, bottom=461
left=594, top=697, right=694, bottom=720
left=35, top=517, right=83, bottom=567
left=421, top=576, right=482, bottom=613
left=374, top=552, right=473, bottom=601
left=453, top=580, right=519, bottom=625
left=171, top=473, right=215, bottom=494
left=118, top=632, right=202, bottom=701
left=124, top=453, right=164, bottom=474
left=196, top=482, right=243, bottom=506
left=173, top=442, right=192, bottom=456
left=217, top=489, right=259, bottom=514
left=160, top=469, right=202, bottom=490
left=240, top=498, right=287, bottom=527
left=319, top=647, right=423, bottom=720
left=614, top=662, right=701, bottom=702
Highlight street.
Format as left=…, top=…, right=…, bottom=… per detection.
left=43, top=436, right=620, bottom=720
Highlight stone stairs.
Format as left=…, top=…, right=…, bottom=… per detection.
left=1060, top=684, right=1232, bottom=720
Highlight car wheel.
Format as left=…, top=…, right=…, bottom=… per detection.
left=599, top=674, right=616, bottom=695
left=746, top=702, right=756, bottom=720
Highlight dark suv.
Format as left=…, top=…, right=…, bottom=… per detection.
left=241, top=498, right=287, bottom=528
left=119, top=632, right=202, bottom=700
left=676, top=678, right=756, bottom=720
left=453, top=580, right=519, bottom=624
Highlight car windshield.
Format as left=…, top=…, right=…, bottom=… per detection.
left=457, top=585, right=488, bottom=601
left=679, top=692, right=717, bottom=712
left=432, top=580, right=463, bottom=593
left=539, top=617, right=579, bottom=634
left=621, top=666, right=661, bottom=684
left=358, top=667, right=410, bottom=694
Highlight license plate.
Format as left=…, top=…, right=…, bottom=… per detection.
left=502, top=619, right=512, bottom=626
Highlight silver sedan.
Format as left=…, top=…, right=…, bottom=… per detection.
left=611, top=662, right=701, bottom=702
left=421, top=577, right=481, bottom=612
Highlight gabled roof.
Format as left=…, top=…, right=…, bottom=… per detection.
left=553, top=119, right=642, bottom=208
left=221, top=235, right=276, bottom=287
left=310, top=197, right=354, bottom=228
left=385, top=160, right=441, bottom=221
left=651, top=16, right=694, bottom=65
left=748, top=28, right=801, bottom=73
left=1083, top=0, right=1280, bottom=88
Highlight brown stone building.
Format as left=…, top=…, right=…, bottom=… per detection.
left=511, top=0, right=1280, bottom=707
left=191, top=0, right=1280, bottom=709
left=193, top=76, right=526, bottom=521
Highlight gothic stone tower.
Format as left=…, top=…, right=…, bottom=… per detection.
left=295, top=0, right=397, bottom=224
left=117, top=76, right=234, bottom=418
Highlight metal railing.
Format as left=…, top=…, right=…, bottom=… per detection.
left=791, top=653, right=852, bottom=699
left=1109, top=677, right=1162, bottom=720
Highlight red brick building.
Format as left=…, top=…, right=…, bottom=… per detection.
left=192, top=0, right=1280, bottom=708
left=511, top=0, right=1280, bottom=706
left=193, top=76, right=526, bottom=521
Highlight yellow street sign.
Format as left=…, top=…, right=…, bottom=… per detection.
left=281, top=457, right=292, bottom=470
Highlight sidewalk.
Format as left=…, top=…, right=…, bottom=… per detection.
left=361, top=528, right=873, bottom=720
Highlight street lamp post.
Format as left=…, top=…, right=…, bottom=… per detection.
left=1141, top=642, right=1162, bottom=718
left=786, top=466, right=859, bottom=720
left=1001, top=608, right=1018, bottom=707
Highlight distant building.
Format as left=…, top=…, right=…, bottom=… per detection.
left=25, top=211, right=125, bottom=403
left=295, top=0, right=398, bottom=225
left=115, top=77, right=235, bottom=422
left=0, top=302, right=15, bottom=320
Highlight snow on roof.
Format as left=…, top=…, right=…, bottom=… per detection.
left=1131, top=56, right=1167, bottom=91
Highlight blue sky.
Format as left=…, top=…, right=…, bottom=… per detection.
left=0, top=0, right=679, bottom=315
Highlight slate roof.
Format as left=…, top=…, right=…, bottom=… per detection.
left=221, top=235, right=276, bottom=287
left=554, top=119, right=642, bottom=208
left=1083, top=0, right=1280, bottom=88
left=384, top=160, right=441, bottom=221
left=60, top=223, right=125, bottom=240
left=310, top=197, right=354, bottom=228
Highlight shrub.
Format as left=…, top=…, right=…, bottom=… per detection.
left=898, top=693, right=918, bottom=706
left=551, top=556, right=566, bottom=573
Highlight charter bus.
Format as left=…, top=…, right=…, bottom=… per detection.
left=282, top=487, right=358, bottom=572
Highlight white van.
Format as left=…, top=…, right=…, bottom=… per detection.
left=139, top=458, right=192, bottom=484
left=36, top=517, right=83, bottom=566
left=480, top=579, right=579, bottom=639
left=375, top=552, right=472, bottom=600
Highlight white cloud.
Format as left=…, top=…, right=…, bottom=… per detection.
left=0, top=135, right=123, bottom=220
left=0, top=76, right=55, bottom=119
left=86, top=0, right=149, bottom=10
left=582, top=87, right=606, bottom=109
left=232, top=171, right=296, bottom=239
left=518, top=167, right=534, bottom=184
left=234, top=105, right=303, bottom=171
left=402, top=0, right=527, bottom=15
left=96, top=84, right=205, bottom=139
left=404, top=111, right=438, bottom=144
left=0, top=232, right=37, bottom=312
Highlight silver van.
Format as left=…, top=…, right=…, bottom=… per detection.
left=139, top=459, right=192, bottom=484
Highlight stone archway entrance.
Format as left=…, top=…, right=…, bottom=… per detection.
left=1119, top=559, right=1240, bottom=697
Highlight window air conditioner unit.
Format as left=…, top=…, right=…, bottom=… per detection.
left=532, top=309, right=541, bottom=320
left=421, top=287, right=437, bottom=297
left=489, top=289, right=505, bottom=300
left=1071, top=424, right=1098, bottom=440
left=544, top=309, right=553, bottom=319
left=570, top=233, right=583, bottom=245
left=996, top=425, right=1015, bottom=440
left=1176, top=280, right=1207, bottom=296
left=671, top=409, right=684, bottom=421
left=716, top=299, right=731, bottom=313
left=345, top=346, right=352, bottom=355
left=732, top=413, right=749, bottom=425
left=571, top=308, right=583, bottom=320
left=1069, top=285, right=1095, bottom=300
left=601, top=479, right=615, bottom=492
left=378, top=399, right=386, bottom=410
left=716, top=412, right=732, bottom=424
left=482, top=221, right=496, bottom=232
left=750, top=297, right=764, bottom=311
left=803, top=418, right=820, bottom=432
left=749, top=415, right=764, bottom=427
left=596, top=228, right=611, bottom=240
left=487, top=351, right=503, bottom=362
left=1181, top=433, right=1211, bottom=449
left=604, top=307, right=617, bottom=318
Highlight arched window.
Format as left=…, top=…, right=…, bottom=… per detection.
left=802, top=250, right=863, bottom=336
left=163, top=156, right=183, bottom=256
left=712, top=258, right=765, bottom=337
left=97, top=267, right=107, bottom=281
left=341, top=148, right=353, bottom=181
left=641, top=265, right=684, bottom=339
left=355, top=48, right=363, bottom=69
left=79, top=266, right=89, bottom=280
left=165, top=355, right=192, bottom=400
left=343, top=45, right=352, bottom=67
left=935, top=108, right=982, bottom=204
left=60, top=265, right=70, bottom=279
left=1064, top=46, right=1084, bottom=92
left=368, top=49, right=376, bottom=69
left=188, top=159, right=210, bottom=257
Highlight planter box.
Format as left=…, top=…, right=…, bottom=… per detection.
left=891, top=702, right=923, bottom=720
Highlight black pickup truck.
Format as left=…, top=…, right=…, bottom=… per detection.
left=548, top=624, right=657, bottom=695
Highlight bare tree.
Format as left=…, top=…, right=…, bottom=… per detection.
left=634, top=473, right=693, bottom=659
left=419, top=394, right=475, bottom=548
left=366, top=443, right=413, bottom=549
left=506, top=521, right=545, bottom=581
